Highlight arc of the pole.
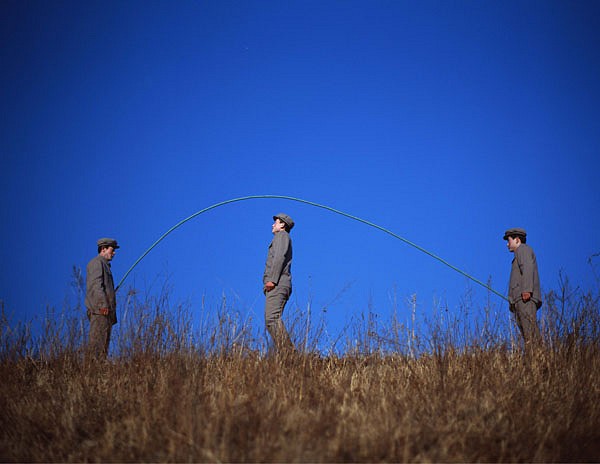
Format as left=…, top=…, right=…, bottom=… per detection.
left=115, top=194, right=508, bottom=301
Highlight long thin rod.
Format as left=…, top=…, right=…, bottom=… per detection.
left=115, top=194, right=508, bottom=301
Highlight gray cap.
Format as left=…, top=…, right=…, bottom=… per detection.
left=273, top=213, right=294, bottom=231
left=97, top=237, right=120, bottom=249
left=503, top=228, right=527, bottom=240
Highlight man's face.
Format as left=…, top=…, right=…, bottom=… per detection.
left=100, top=246, right=116, bottom=261
left=272, top=218, right=287, bottom=234
left=506, top=236, right=521, bottom=253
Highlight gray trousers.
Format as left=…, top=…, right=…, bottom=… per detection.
left=88, top=313, right=112, bottom=358
left=512, top=299, right=541, bottom=346
left=264, top=285, right=294, bottom=352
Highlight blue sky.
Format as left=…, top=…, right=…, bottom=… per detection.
left=1, top=1, right=599, bottom=344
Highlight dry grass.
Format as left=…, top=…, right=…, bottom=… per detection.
left=1, top=275, right=599, bottom=462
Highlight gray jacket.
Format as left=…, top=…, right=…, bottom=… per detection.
left=85, top=255, right=117, bottom=324
left=508, top=243, right=542, bottom=308
left=263, top=231, right=292, bottom=288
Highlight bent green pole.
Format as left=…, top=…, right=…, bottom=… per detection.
left=116, top=194, right=509, bottom=302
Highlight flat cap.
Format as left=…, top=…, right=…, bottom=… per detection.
left=97, top=237, right=120, bottom=249
left=503, top=228, right=527, bottom=240
left=273, top=213, right=294, bottom=231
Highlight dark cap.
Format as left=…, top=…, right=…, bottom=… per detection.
left=503, top=228, right=527, bottom=240
left=97, top=237, right=120, bottom=249
left=273, top=213, right=294, bottom=231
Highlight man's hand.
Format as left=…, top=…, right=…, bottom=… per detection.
left=264, top=282, right=276, bottom=293
left=99, top=307, right=110, bottom=316
left=521, top=292, right=532, bottom=302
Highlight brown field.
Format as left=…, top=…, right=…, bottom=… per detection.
left=1, top=277, right=599, bottom=462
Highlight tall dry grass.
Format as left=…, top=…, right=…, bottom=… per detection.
left=1, top=271, right=599, bottom=462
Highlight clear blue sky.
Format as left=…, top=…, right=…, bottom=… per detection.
left=1, top=1, right=599, bottom=344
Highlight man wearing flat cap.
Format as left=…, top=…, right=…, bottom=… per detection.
left=263, top=213, right=295, bottom=352
left=504, top=228, right=542, bottom=346
left=85, top=238, right=119, bottom=358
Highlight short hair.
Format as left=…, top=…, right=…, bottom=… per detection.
left=508, top=234, right=527, bottom=244
left=276, top=218, right=291, bottom=232
left=98, top=245, right=109, bottom=254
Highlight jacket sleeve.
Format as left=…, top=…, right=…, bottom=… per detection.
left=515, top=246, right=534, bottom=294
left=86, top=259, right=109, bottom=310
left=266, top=233, right=289, bottom=284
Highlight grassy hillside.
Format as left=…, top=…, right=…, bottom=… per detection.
left=1, top=278, right=599, bottom=462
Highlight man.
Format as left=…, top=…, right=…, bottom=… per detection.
left=85, top=237, right=119, bottom=358
left=504, top=228, right=542, bottom=346
left=263, top=213, right=295, bottom=352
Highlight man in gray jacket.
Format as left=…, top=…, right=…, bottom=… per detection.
left=263, top=213, right=295, bottom=352
left=85, top=237, right=119, bottom=358
left=504, top=228, right=542, bottom=346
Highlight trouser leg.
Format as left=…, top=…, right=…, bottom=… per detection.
left=88, top=314, right=112, bottom=359
left=514, top=299, right=540, bottom=346
left=264, top=285, right=294, bottom=352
